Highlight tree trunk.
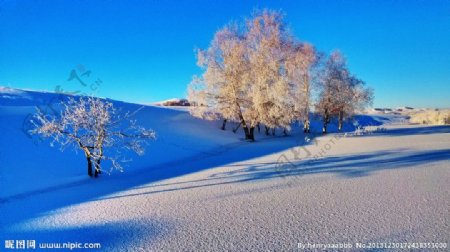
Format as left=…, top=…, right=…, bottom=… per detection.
left=97, top=159, right=102, bottom=174
left=87, top=156, right=93, bottom=177
left=233, top=122, right=242, bottom=133
left=243, top=126, right=250, bottom=140
left=248, top=127, right=255, bottom=141
left=243, top=125, right=255, bottom=141
left=221, top=119, right=227, bottom=130
left=323, top=114, right=329, bottom=134
left=239, top=114, right=255, bottom=141
left=94, top=159, right=101, bottom=178
left=265, top=126, right=270, bottom=136
left=338, top=111, right=344, bottom=131
left=257, top=123, right=261, bottom=133
left=272, top=128, right=275, bottom=136
left=323, top=108, right=329, bottom=134
left=303, top=75, right=311, bottom=134
left=303, top=119, right=310, bottom=133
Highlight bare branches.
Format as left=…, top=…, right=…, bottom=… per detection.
left=31, top=96, right=156, bottom=177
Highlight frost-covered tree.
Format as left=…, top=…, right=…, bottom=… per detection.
left=189, top=10, right=372, bottom=138
left=285, top=42, right=318, bottom=133
left=339, top=76, right=373, bottom=130
left=316, top=51, right=373, bottom=133
left=189, top=24, right=252, bottom=138
left=189, top=10, right=300, bottom=140
left=246, top=10, right=294, bottom=134
left=31, top=97, right=156, bottom=178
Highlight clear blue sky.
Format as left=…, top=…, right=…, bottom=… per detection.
left=0, top=0, right=449, bottom=108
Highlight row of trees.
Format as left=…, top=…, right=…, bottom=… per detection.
left=188, top=10, right=373, bottom=140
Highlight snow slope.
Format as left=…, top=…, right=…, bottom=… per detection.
left=0, top=88, right=378, bottom=200
left=0, top=88, right=238, bottom=199
left=1, top=88, right=449, bottom=251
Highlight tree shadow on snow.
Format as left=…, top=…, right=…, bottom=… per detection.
left=0, top=133, right=303, bottom=240
left=1, top=122, right=449, bottom=247
left=94, top=148, right=450, bottom=202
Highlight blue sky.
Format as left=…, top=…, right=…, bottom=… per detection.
left=0, top=0, right=449, bottom=108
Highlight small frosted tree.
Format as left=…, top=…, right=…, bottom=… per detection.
left=338, top=76, right=373, bottom=130
left=31, top=97, right=156, bottom=178
left=316, top=51, right=373, bottom=133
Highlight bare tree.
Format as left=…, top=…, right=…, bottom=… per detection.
left=31, top=97, right=156, bottom=178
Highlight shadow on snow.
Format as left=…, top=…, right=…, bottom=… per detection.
left=1, top=119, right=449, bottom=247
left=95, top=148, right=450, bottom=202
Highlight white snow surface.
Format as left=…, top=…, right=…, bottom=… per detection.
left=0, top=88, right=449, bottom=251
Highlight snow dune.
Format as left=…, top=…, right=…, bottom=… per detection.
left=0, top=88, right=449, bottom=250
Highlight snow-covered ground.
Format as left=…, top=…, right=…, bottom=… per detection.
left=1, top=88, right=449, bottom=251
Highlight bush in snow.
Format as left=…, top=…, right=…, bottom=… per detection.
left=31, top=97, right=156, bottom=178
left=409, top=109, right=450, bottom=125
